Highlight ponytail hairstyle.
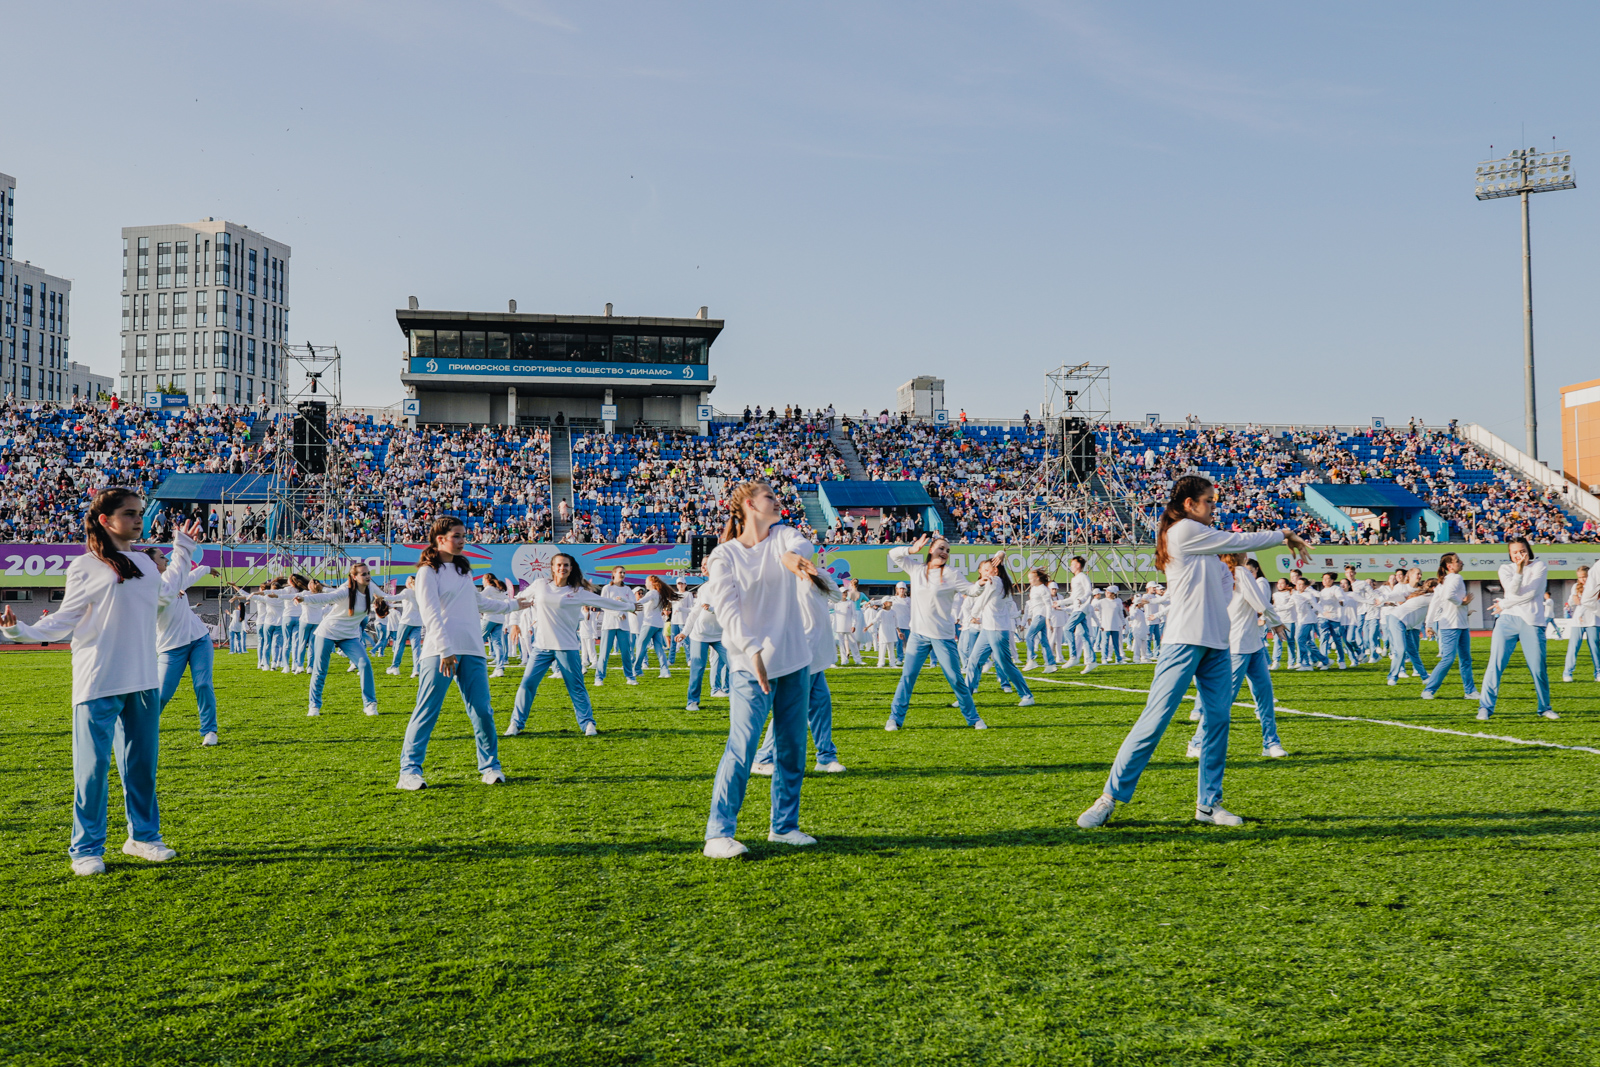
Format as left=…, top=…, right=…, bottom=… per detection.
left=1220, top=552, right=1244, bottom=574
left=923, top=537, right=951, bottom=578
left=1029, top=567, right=1049, bottom=585
left=990, top=558, right=1014, bottom=596
left=289, top=573, right=310, bottom=591
left=551, top=552, right=596, bottom=592
left=720, top=480, right=772, bottom=543
left=1245, top=559, right=1264, bottom=578
left=1153, top=474, right=1215, bottom=572
left=646, top=574, right=681, bottom=604
left=85, top=487, right=145, bottom=582
left=1437, top=552, right=1460, bottom=579
left=346, top=563, right=373, bottom=616
left=419, top=515, right=472, bottom=575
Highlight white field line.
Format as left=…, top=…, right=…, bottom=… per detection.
left=1026, top=674, right=1600, bottom=757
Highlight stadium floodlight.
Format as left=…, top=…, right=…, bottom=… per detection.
left=1475, top=145, right=1577, bottom=460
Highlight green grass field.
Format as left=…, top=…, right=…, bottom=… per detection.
left=2, top=639, right=1599, bottom=1066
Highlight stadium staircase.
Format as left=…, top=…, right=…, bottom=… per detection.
left=549, top=426, right=574, bottom=540
left=829, top=424, right=869, bottom=480
left=798, top=489, right=830, bottom=532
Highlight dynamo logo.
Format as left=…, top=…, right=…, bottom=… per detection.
left=682, top=366, right=694, bottom=378
left=425, top=359, right=438, bottom=373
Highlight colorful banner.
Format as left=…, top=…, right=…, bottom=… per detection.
left=0, top=541, right=1590, bottom=589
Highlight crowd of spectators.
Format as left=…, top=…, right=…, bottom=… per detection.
left=0, top=395, right=1593, bottom=548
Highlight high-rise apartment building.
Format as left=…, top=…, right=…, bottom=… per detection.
left=118, top=218, right=290, bottom=406
left=0, top=171, right=76, bottom=403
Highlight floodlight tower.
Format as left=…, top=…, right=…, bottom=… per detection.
left=1474, top=145, right=1576, bottom=460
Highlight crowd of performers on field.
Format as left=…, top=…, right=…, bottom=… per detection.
left=1, top=475, right=1583, bottom=873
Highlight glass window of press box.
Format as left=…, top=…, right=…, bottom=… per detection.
left=411, top=330, right=708, bottom=365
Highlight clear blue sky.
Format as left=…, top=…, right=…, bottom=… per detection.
left=7, top=2, right=1597, bottom=459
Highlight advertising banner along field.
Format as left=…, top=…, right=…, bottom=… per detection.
left=0, top=541, right=1592, bottom=589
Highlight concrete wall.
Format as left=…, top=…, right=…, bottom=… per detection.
left=418, top=390, right=492, bottom=425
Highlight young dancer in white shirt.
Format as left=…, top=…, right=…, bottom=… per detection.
left=298, top=564, right=387, bottom=717
left=1, top=490, right=201, bottom=876
left=506, top=552, right=639, bottom=736
left=397, top=516, right=521, bottom=789
left=594, top=566, right=638, bottom=686
left=700, top=481, right=826, bottom=859
left=885, top=536, right=995, bottom=731
left=1562, top=564, right=1600, bottom=684
left=1477, top=537, right=1556, bottom=721
left=150, top=545, right=220, bottom=746
left=1187, top=554, right=1289, bottom=760
left=1421, top=552, right=1479, bottom=700
left=1079, top=475, right=1308, bottom=830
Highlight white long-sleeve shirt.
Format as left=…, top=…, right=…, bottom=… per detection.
left=699, top=525, right=814, bottom=679
left=1498, top=560, right=1548, bottom=626
left=638, top=589, right=666, bottom=630
left=300, top=584, right=387, bottom=642
left=3, top=531, right=196, bottom=706
left=973, top=580, right=1016, bottom=631
left=1229, top=567, right=1276, bottom=655
left=415, top=562, right=519, bottom=660
left=1432, top=573, right=1470, bottom=630
left=1026, top=584, right=1053, bottom=619
left=598, top=582, right=634, bottom=631
left=888, top=545, right=981, bottom=640
left=1068, top=572, right=1093, bottom=612
left=1157, top=520, right=1286, bottom=649
left=157, top=564, right=213, bottom=652
left=803, top=571, right=844, bottom=673
left=1394, top=591, right=1432, bottom=629
left=516, top=578, right=625, bottom=651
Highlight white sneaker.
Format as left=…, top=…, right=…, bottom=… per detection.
left=364, top=703, right=379, bottom=717
left=767, top=829, right=817, bottom=846
left=815, top=760, right=846, bottom=773
left=1540, top=710, right=1561, bottom=720
left=396, top=773, right=427, bottom=791
left=703, top=836, right=748, bottom=859
left=583, top=722, right=598, bottom=736
left=626, top=677, right=639, bottom=686
left=659, top=668, right=671, bottom=679
left=122, top=838, right=178, bottom=862
left=481, top=769, right=506, bottom=785
left=1463, top=691, right=1481, bottom=701
left=685, top=702, right=700, bottom=711
left=751, top=761, right=775, bottom=776
left=592, top=677, right=603, bottom=687
left=1081, top=663, right=1096, bottom=674
left=504, top=723, right=521, bottom=736
left=281, top=666, right=292, bottom=674
left=1295, top=666, right=1314, bottom=672
left=307, top=706, right=321, bottom=717
left=346, top=664, right=357, bottom=673
left=1263, top=743, right=1288, bottom=758
left=1017, top=695, right=1035, bottom=707
left=1195, top=805, right=1244, bottom=827
left=1185, top=739, right=1201, bottom=758
left=410, top=670, right=420, bottom=679
left=1022, top=661, right=1038, bottom=671
left=71, top=856, right=106, bottom=876
left=201, top=731, right=219, bottom=747
left=1562, top=675, right=1574, bottom=683
left=884, top=718, right=900, bottom=731
left=1188, top=708, right=1201, bottom=721
left=1386, top=679, right=1397, bottom=686
left=973, top=718, right=989, bottom=730
left=1420, top=690, right=1435, bottom=700
left=490, top=667, right=505, bottom=678
left=1476, top=708, right=1491, bottom=721
left=385, top=666, right=401, bottom=675
left=1077, top=794, right=1116, bottom=828
left=1043, top=665, right=1059, bottom=673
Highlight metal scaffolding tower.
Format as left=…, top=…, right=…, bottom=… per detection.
left=1025, top=363, right=1161, bottom=588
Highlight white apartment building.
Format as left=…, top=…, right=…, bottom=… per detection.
left=0, top=171, right=76, bottom=404
left=119, top=218, right=290, bottom=406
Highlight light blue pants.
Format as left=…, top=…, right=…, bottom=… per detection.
left=293, top=620, right=315, bottom=669
left=1386, top=617, right=1427, bottom=682
left=756, top=671, right=838, bottom=765
left=229, top=630, right=247, bottom=654
left=259, top=623, right=281, bottom=667
left=159, top=636, right=218, bottom=736
left=1149, top=622, right=1164, bottom=650
left=967, top=629, right=1031, bottom=698
left=705, top=667, right=809, bottom=840
left=1563, top=625, right=1600, bottom=680
left=962, top=630, right=1014, bottom=692
left=75, top=689, right=162, bottom=858
left=390, top=624, right=423, bottom=670
left=1104, top=642, right=1233, bottom=808
left=687, top=639, right=728, bottom=704
left=1423, top=627, right=1476, bottom=696
left=400, top=654, right=501, bottom=777
left=1294, top=622, right=1326, bottom=667
left=1478, top=615, right=1552, bottom=717
left=1025, top=616, right=1055, bottom=665
left=481, top=621, right=506, bottom=668
left=958, top=627, right=980, bottom=671
left=1192, top=648, right=1280, bottom=751
left=1319, top=618, right=1350, bottom=665
left=890, top=634, right=979, bottom=727
left=633, top=625, right=667, bottom=673
left=1062, top=611, right=1091, bottom=660
left=1097, top=628, right=1124, bottom=664
left=309, top=635, right=378, bottom=709
left=596, top=628, right=636, bottom=682
left=667, top=624, right=682, bottom=665
left=895, top=629, right=908, bottom=661
left=511, top=648, right=596, bottom=730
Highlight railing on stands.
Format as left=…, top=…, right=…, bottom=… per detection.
left=1463, top=423, right=1600, bottom=522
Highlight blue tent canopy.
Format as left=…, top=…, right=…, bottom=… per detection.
left=1304, top=483, right=1427, bottom=509
left=1301, top=482, right=1446, bottom=542
left=149, top=473, right=275, bottom=503
left=816, top=480, right=943, bottom=534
